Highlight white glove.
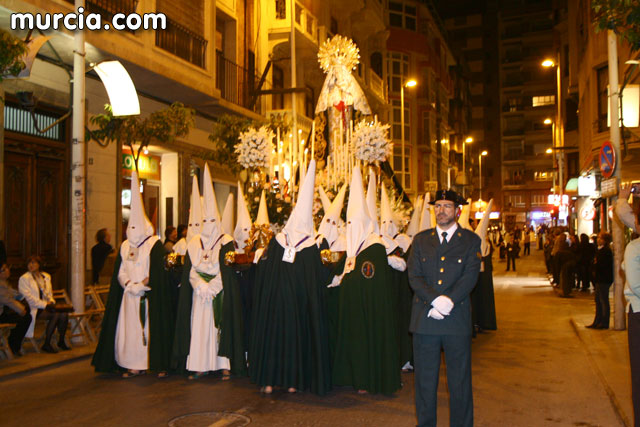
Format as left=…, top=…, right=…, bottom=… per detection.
left=327, top=274, right=344, bottom=288
left=388, top=255, right=407, bottom=271
left=209, top=276, right=224, bottom=297
left=432, top=295, right=454, bottom=316
left=126, top=282, right=149, bottom=297
left=253, top=248, right=265, bottom=264
left=196, top=283, right=211, bottom=301
left=428, top=308, right=445, bottom=320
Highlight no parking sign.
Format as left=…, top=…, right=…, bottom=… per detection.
left=599, top=140, right=616, bottom=178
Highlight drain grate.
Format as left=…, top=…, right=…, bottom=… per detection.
left=168, top=411, right=251, bottom=426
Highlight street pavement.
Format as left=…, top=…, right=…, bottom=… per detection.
left=0, top=248, right=632, bottom=426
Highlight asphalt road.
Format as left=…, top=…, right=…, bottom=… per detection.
left=0, top=249, right=624, bottom=426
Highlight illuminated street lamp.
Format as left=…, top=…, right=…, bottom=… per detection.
left=479, top=150, right=488, bottom=200
left=400, top=79, right=417, bottom=189
left=463, top=136, right=473, bottom=196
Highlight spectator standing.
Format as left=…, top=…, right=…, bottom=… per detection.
left=18, top=255, right=70, bottom=353
left=578, top=233, right=596, bottom=292
left=523, top=228, right=531, bottom=256
left=506, top=238, right=518, bottom=272
left=164, top=226, right=177, bottom=253
left=0, top=263, right=31, bottom=355
left=91, top=228, right=113, bottom=285
left=587, top=232, right=613, bottom=329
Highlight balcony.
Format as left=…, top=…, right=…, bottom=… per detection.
left=156, top=18, right=207, bottom=68
left=503, top=128, right=525, bottom=137
left=65, top=0, right=136, bottom=22
left=216, top=52, right=261, bottom=113
left=268, top=0, right=319, bottom=50
left=367, top=68, right=386, bottom=102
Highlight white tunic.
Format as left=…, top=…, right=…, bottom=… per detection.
left=186, top=234, right=234, bottom=372
left=115, top=236, right=159, bottom=371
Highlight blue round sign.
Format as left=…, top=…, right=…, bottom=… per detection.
left=599, top=140, right=616, bottom=178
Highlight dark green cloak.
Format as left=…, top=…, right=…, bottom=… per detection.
left=171, top=241, right=246, bottom=376
left=249, top=239, right=332, bottom=395
left=390, top=249, right=413, bottom=368
left=328, top=243, right=401, bottom=395
left=92, top=240, right=175, bottom=373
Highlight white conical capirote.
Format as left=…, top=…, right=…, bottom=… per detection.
left=317, top=183, right=346, bottom=246
left=419, top=192, right=433, bottom=232
left=365, top=168, right=379, bottom=234
left=459, top=198, right=473, bottom=231
left=221, top=193, right=234, bottom=235
left=380, top=184, right=399, bottom=238
left=475, top=198, right=494, bottom=256
left=186, top=175, right=203, bottom=243
left=282, top=159, right=317, bottom=247
left=255, top=190, right=270, bottom=225
left=126, top=170, right=154, bottom=246
left=200, top=163, right=221, bottom=247
left=318, top=186, right=332, bottom=213
left=346, top=165, right=374, bottom=257
left=234, top=182, right=252, bottom=251
left=406, top=195, right=423, bottom=238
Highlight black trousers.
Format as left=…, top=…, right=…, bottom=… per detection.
left=413, top=333, right=473, bottom=427
left=524, top=242, right=530, bottom=255
left=578, top=264, right=592, bottom=290
left=506, top=255, right=516, bottom=271
left=629, top=308, right=640, bottom=427
left=592, top=282, right=611, bottom=328
left=37, top=309, right=68, bottom=345
left=0, top=309, right=32, bottom=353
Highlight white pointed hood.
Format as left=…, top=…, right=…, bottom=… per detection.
left=458, top=198, right=474, bottom=231
left=186, top=175, right=203, bottom=243
left=406, top=195, right=423, bottom=239
left=475, top=198, right=494, bottom=256
left=419, top=192, right=433, bottom=232
left=200, top=163, right=222, bottom=248
left=234, top=182, right=252, bottom=252
left=317, top=183, right=346, bottom=248
left=366, top=168, right=380, bottom=234
left=126, top=171, right=155, bottom=246
left=277, top=159, right=317, bottom=251
left=318, top=186, right=332, bottom=213
left=256, top=190, right=270, bottom=225
left=380, top=184, right=400, bottom=253
left=346, top=165, right=376, bottom=257
left=221, top=193, right=235, bottom=235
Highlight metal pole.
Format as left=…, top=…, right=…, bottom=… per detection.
left=71, top=0, right=86, bottom=314
left=479, top=153, right=482, bottom=200
left=290, top=0, right=297, bottom=193
left=557, top=63, right=563, bottom=200
left=400, top=85, right=405, bottom=189
left=608, top=30, right=625, bottom=330
left=462, top=141, right=466, bottom=197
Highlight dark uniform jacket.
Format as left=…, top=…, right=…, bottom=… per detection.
left=407, top=226, right=482, bottom=335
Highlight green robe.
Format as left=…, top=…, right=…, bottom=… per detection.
left=328, top=243, right=401, bottom=395
left=249, top=239, right=332, bottom=395
left=391, top=249, right=413, bottom=368
left=92, top=240, right=175, bottom=373
left=171, top=241, right=246, bottom=376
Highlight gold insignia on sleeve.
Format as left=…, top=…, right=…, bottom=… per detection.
left=476, top=252, right=482, bottom=259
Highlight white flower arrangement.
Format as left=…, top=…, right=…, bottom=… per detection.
left=235, top=126, right=274, bottom=169
left=352, top=120, right=391, bottom=163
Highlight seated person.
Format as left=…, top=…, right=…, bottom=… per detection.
left=0, top=263, right=32, bottom=356
left=18, top=255, right=70, bottom=353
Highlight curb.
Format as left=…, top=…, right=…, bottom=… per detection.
left=570, top=318, right=630, bottom=427
left=0, top=351, right=93, bottom=383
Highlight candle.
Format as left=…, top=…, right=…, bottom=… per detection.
left=311, top=121, right=315, bottom=160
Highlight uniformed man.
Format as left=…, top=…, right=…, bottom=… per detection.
left=408, top=189, right=482, bottom=427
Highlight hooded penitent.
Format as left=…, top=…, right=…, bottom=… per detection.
left=345, top=165, right=375, bottom=259
left=234, top=182, right=252, bottom=252
left=127, top=170, right=155, bottom=246
left=276, top=160, right=317, bottom=251
left=380, top=184, right=399, bottom=253
left=318, top=186, right=332, bottom=214
left=186, top=176, right=204, bottom=243
left=475, top=198, right=494, bottom=257
left=221, top=193, right=235, bottom=236
left=199, top=163, right=222, bottom=250
left=458, top=198, right=474, bottom=231
left=317, top=183, right=347, bottom=249
left=256, top=190, right=270, bottom=225
left=366, top=168, right=380, bottom=234
left=406, top=195, right=423, bottom=239
left=419, top=192, right=433, bottom=232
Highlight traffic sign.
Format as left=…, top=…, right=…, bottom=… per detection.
left=599, top=140, right=616, bottom=178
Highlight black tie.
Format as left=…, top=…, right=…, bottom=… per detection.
left=441, top=231, right=448, bottom=246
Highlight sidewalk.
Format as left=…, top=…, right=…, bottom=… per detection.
left=497, top=247, right=633, bottom=426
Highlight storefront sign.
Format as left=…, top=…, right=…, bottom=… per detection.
left=474, top=211, right=500, bottom=220
left=122, top=149, right=161, bottom=181
left=531, top=211, right=551, bottom=220
left=599, top=140, right=616, bottom=179
left=580, top=206, right=596, bottom=221
left=600, top=177, right=618, bottom=198
left=578, top=175, right=596, bottom=197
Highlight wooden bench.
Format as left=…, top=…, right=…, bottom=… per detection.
left=0, top=323, right=17, bottom=360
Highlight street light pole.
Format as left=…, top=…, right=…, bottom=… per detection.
left=464, top=137, right=472, bottom=197
left=479, top=150, right=487, bottom=200
left=400, top=80, right=416, bottom=190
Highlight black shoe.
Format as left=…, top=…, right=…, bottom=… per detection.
left=586, top=323, right=597, bottom=329
left=9, top=347, right=22, bottom=357
left=57, top=341, right=71, bottom=351
left=41, top=343, right=58, bottom=353
left=595, top=324, right=609, bottom=329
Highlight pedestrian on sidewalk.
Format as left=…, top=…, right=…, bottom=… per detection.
left=578, top=233, right=596, bottom=291
left=408, top=189, right=481, bottom=427
left=586, top=232, right=613, bottom=329
left=523, top=228, right=531, bottom=256
left=616, top=183, right=640, bottom=427
left=506, top=238, right=517, bottom=272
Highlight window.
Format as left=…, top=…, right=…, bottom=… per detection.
left=534, top=171, right=551, bottom=181
left=391, top=99, right=410, bottom=141
left=422, top=111, right=431, bottom=146
left=531, top=194, right=547, bottom=206
left=387, top=52, right=409, bottom=94
left=330, top=16, right=338, bottom=35
left=272, top=65, right=284, bottom=109
left=389, top=1, right=416, bottom=31
left=393, top=146, right=412, bottom=189
left=506, top=194, right=525, bottom=208
left=597, top=66, right=608, bottom=132
left=305, top=86, right=315, bottom=118
left=370, top=52, right=383, bottom=77
left=275, top=0, right=286, bottom=19
left=532, top=95, right=555, bottom=107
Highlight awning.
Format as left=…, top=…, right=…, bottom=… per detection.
left=565, top=177, right=579, bottom=194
